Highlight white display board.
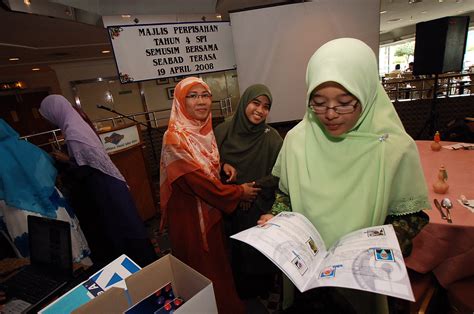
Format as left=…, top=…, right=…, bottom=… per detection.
left=230, top=1, right=380, bottom=123
left=99, top=125, right=140, bottom=154
left=108, top=21, right=236, bottom=83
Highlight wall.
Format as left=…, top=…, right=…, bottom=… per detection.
left=51, top=57, right=239, bottom=127
left=49, top=58, right=118, bottom=105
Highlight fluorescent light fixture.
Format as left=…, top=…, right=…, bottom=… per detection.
left=101, top=50, right=111, bottom=54
left=121, top=14, right=131, bottom=18
left=32, top=68, right=40, bottom=71
left=380, top=10, right=387, bottom=14
left=9, top=57, right=20, bottom=61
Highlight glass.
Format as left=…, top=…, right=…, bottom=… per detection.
left=185, top=93, right=212, bottom=100
left=308, top=99, right=359, bottom=114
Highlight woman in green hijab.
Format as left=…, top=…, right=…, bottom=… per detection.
left=260, top=38, right=430, bottom=313
left=214, top=84, right=283, bottom=299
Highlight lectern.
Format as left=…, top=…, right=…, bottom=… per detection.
left=99, top=123, right=156, bottom=221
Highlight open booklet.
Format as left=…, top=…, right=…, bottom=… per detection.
left=231, top=212, right=414, bottom=301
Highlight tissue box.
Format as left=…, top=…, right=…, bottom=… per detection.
left=39, top=254, right=141, bottom=314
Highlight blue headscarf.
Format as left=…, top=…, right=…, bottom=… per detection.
left=0, top=119, right=57, bottom=217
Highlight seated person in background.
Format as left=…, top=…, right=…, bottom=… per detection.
left=405, top=61, right=414, bottom=73
left=214, top=84, right=283, bottom=300
left=387, top=63, right=402, bottom=78
left=39, top=95, right=156, bottom=267
left=259, top=38, right=430, bottom=313
left=0, top=119, right=90, bottom=263
left=160, top=77, right=261, bottom=314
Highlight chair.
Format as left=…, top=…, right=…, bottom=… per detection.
left=409, top=270, right=437, bottom=314
left=385, top=72, right=401, bottom=79
left=447, top=277, right=474, bottom=312
left=0, top=230, right=19, bottom=259
left=469, top=75, right=474, bottom=94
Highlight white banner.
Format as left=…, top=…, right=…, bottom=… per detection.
left=108, top=21, right=236, bottom=83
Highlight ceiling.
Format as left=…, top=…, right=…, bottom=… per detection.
left=0, top=0, right=473, bottom=76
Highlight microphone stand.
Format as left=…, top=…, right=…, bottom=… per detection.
left=97, top=105, right=160, bottom=174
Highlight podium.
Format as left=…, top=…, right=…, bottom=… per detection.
left=99, top=123, right=157, bottom=221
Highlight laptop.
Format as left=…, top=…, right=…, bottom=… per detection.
left=2, top=215, right=73, bottom=312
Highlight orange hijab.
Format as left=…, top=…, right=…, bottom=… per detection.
left=160, top=77, right=221, bottom=227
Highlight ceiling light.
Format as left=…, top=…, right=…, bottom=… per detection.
left=408, top=0, right=422, bottom=3
left=9, top=57, right=20, bottom=61
left=32, top=68, right=40, bottom=71
left=101, top=50, right=111, bottom=54
left=24, top=0, right=31, bottom=5
left=387, top=18, right=402, bottom=22
left=216, top=14, right=222, bottom=19
left=380, top=10, right=387, bottom=14
left=121, top=14, right=131, bottom=18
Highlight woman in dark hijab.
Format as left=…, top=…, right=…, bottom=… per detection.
left=214, top=84, right=283, bottom=299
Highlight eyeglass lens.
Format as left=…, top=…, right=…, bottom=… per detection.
left=186, top=93, right=211, bottom=100
left=310, top=100, right=358, bottom=114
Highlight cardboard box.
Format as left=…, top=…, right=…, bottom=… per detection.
left=73, top=254, right=217, bottom=313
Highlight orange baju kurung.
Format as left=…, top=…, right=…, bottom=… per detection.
left=167, top=169, right=245, bottom=314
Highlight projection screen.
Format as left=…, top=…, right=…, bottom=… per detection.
left=230, top=0, right=380, bottom=123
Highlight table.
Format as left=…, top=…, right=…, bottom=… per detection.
left=405, top=141, right=474, bottom=310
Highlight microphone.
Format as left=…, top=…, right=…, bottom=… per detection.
left=97, top=104, right=112, bottom=111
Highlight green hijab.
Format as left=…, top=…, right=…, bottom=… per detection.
left=273, top=38, right=429, bottom=247
left=214, top=84, right=283, bottom=184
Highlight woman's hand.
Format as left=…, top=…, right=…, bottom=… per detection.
left=222, top=163, right=238, bottom=182
left=51, top=150, right=70, bottom=162
left=257, top=214, right=274, bottom=225
left=240, top=182, right=261, bottom=201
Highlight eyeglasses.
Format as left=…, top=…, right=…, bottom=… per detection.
left=308, top=99, right=359, bottom=114
left=185, top=93, right=212, bottom=101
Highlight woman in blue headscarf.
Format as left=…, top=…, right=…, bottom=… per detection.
left=0, top=119, right=90, bottom=262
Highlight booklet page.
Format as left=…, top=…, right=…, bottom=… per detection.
left=308, top=224, right=414, bottom=301
left=231, top=212, right=326, bottom=291
left=232, top=212, right=414, bottom=301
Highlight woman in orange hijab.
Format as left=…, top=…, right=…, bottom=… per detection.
left=160, top=77, right=259, bottom=313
